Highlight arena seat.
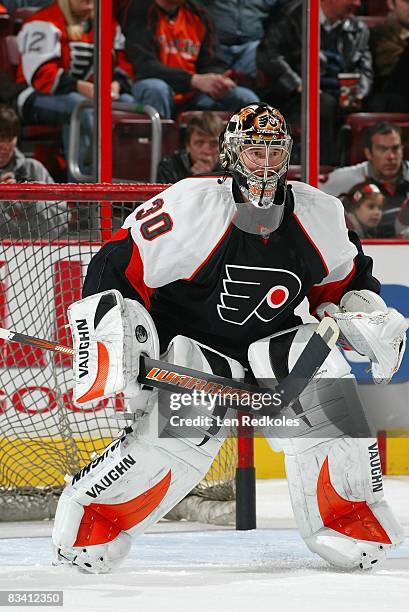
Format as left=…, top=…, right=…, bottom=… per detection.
left=338, top=113, right=409, bottom=165
left=363, top=0, right=388, bottom=16
left=176, top=110, right=233, bottom=125
left=112, top=114, right=180, bottom=182
left=359, top=15, right=384, bottom=29
left=0, top=13, right=11, bottom=36
left=287, top=165, right=334, bottom=182
left=11, top=7, right=39, bottom=34
left=0, top=34, right=18, bottom=80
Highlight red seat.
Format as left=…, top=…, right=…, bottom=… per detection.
left=176, top=110, right=233, bottom=126
left=0, top=13, right=11, bottom=36
left=339, top=113, right=409, bottom=165
left=11, top=7, right=40, bottom=34
left=287, top=165, right=334, bottom=182
left=364, top=0, right=388, bottom=16
left=0, top=34, right=18, bottom=80
left=359, top=15, right=384, bottom=28
left=111, top=114, right=180, bottom=182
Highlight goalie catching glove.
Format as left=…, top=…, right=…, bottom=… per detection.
left=317, top=290, right=408, bottom=384
left=68, top=290, right=160, bottom=404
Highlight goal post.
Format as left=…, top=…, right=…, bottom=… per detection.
left=0, top=182, right=255, bottom=526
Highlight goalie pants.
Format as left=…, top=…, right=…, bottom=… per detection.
left=52, top=326, right=404, bottom=572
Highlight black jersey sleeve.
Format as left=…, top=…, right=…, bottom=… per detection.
left=82, top=229, right=153, bottom=308
left=307, top=230, right=380, bottom=314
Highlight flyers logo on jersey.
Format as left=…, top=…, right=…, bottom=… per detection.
left=217, top=265, right=301, bottom=325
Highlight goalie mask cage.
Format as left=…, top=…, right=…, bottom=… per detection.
left=0, top=183, right=255, bottom=528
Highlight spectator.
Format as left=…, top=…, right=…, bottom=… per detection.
left=369, top=0, right=409, bottom=112
left=197, top=0, right=278, bottom=82
left=157, top=111, right=224, bottom=183
left=341, top=181, right=384, bottom=238
left=256, top=0, right=373, bottom=164
left=0, top=104, right=68, bottom=238
left=319, top=121, right=409, bottom=237
left=120, top=0, right=259, bottom=120
left=16, top=0, right=134, bottom=180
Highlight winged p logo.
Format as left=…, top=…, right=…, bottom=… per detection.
left=217, top=265, right=301, bottom=325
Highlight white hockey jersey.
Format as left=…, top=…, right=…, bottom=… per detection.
left=83, top=175, right=380, bottom=363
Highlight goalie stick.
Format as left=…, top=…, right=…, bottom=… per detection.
left=0, top=318, right=338, bottom=418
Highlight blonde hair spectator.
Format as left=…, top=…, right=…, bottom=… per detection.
left=58, top=0, right=93, bottom=41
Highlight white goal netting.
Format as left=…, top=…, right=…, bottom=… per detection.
left=0, top=186, right=239, bottom=523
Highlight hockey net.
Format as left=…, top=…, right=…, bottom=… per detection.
left=0, top=183, right=242, bottom=524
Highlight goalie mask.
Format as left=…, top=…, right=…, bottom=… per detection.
left=220, top=103, right=292, bottom=236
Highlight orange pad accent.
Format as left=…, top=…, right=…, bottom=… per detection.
left=77, top=342, right=109, bottom=403
left=317, top=457, right=391, bottom=544
left=74, top=470, right=172, bottom=546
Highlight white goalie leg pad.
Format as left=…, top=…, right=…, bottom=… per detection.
left=53, top=336, right=244, bottom=573
left=68, top=290, right=159, bottom=405
left=249, top=324, right=404, bottom=569
left=284, top=437, right=404, bottom=569
left=55, top=534, right=132, bottom=574
left=53, top=493, right=132, bottom=574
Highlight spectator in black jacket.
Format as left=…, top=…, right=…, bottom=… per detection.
left=257, top=0, right=373, bottom=164
left=157, top=111, right=225, bottom=183
left=120, top=0, right=259, bottom=119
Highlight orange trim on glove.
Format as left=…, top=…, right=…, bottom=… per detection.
left=76, top=342, right=109, bottom=403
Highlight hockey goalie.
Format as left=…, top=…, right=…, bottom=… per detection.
left=53, top=103, right=408, bottom=573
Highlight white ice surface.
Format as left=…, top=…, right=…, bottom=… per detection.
left=0, top=477, right=408, bottom=612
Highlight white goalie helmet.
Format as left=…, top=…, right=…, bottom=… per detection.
left=220, top=103, right=292, bottom=236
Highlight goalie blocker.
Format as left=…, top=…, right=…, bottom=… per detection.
left=52, top=290, right=405, bottom=573
left=68, top=290, right=160, bottom=404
